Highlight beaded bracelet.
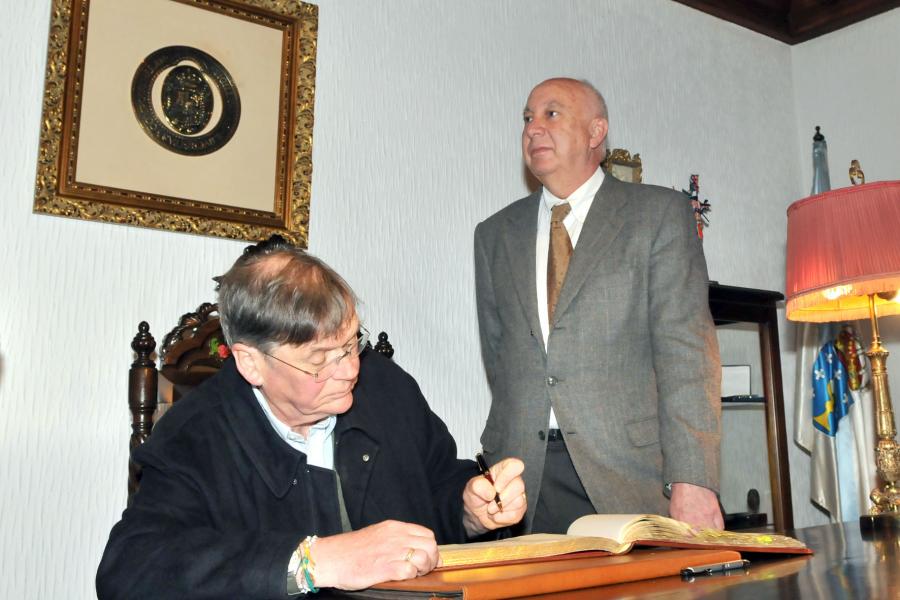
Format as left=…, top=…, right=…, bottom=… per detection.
left=300, top=535, right=318, bottom=593
left=287, top=535, right=319, bottom=594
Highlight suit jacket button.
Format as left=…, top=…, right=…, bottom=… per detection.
left=547, top=376, right=557, bottom=386
left=538, top=430, right=546, bottom=440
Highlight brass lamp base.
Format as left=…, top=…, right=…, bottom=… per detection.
left=862, top=293, right=900, bottom=528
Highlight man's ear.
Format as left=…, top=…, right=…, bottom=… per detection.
left=589, top=117, right=609, bottom=150
left=231, top=342, right=265, bottom=387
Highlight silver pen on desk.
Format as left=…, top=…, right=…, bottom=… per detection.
left=681, top=559, right=749, bottom=577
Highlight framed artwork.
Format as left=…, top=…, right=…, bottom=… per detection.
left=33, top=0, right=318, bottom=245
left=602, top=148, right=643, bottom=184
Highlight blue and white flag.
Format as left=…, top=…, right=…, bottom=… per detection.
left=794, top=324, right=874, bottom=522
left=811, top=342, right=853, bottom=436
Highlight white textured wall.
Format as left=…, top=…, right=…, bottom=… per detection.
left=1, top=0, right=897, bottom=597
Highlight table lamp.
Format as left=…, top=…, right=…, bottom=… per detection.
left=785, top=179, right=900, bottom=532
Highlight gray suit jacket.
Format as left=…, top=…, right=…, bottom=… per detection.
left=474, top=175, right=721, bottom=529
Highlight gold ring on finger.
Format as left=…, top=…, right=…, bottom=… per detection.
left=404, top=548, right=415, bottom=562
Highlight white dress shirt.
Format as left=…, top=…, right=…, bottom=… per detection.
left=253, top=387, right=336, bottom=469
left=535, top=165, right=605, bottom=429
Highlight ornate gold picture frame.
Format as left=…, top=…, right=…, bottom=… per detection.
left=33, top=0, right=317, bottom=245
left=602, top=148, right=643, bottom=184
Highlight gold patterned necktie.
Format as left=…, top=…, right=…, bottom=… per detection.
left=547, top=202, right=573, bottom=324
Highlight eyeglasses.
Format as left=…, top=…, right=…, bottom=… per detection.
left=263, top=327, right=370, bottom=382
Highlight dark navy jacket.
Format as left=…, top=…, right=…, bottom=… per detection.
left=97, top=352, right=478, bottom=599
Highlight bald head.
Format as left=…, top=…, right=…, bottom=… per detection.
left=537, top=78, right=607, bottom=120
left=522, top=78, right=610, bottom=197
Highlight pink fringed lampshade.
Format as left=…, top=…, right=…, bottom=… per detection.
left=785, top=180, right=900, bottom=322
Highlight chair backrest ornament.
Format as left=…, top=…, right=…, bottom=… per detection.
left=128, top=322, right=157, bottom=500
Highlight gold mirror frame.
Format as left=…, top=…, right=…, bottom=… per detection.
left=33, top=0, right=317, bottom=245
left=602, top=148, right=643, bottom=184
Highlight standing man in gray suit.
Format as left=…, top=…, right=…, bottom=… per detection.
left=474, top=77, right=722, bottom=533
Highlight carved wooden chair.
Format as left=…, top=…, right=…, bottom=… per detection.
left=127, top=302, right=394, bottom=501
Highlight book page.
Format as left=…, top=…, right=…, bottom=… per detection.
left=438, top=533, right=629, bottom=568
left=569, top=514, right=810, bottom=552
left=566, top=514, right=644, bottom=541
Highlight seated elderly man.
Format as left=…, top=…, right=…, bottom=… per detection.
left=97, top=238, right=526, bottom=598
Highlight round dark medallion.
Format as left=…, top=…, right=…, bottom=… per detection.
left=131, top=46, right=241, bottom=156
left=161, top=65, right=214, bottom=135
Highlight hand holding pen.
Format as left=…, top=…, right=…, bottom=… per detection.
left=476, top=453, right=504, bottom=510
left=461, top=455, right=527, bottom=536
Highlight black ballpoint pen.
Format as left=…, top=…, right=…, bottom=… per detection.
left=475, top=453, right=503, bottom=511
left=681, top=559, right=749, bottom=578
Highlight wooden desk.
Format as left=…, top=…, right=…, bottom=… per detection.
left=525, top=522, right=899, bottom=599
left=324, top=522, right=896, bottom=598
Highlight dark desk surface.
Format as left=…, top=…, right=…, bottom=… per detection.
left=529, top=521, right=899, bottom=599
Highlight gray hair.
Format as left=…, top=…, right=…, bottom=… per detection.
left=217, top=237, right=357, bottom=351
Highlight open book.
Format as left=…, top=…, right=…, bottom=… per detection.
left=438, top=513, right=811, bottom=569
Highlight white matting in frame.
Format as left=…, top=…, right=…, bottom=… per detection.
left=78, top=0, right=281, bottom=212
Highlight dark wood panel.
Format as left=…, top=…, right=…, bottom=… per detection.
left=674, top=0, right=900, bottom=44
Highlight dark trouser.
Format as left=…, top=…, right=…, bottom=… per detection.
left=531, top=430, right=597, bottom=534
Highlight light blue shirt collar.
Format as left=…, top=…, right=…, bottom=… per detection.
left=253, top=387, right=336, bottom=469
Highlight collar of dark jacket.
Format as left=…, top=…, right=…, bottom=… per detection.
left=217, top=356, right=383, bottom=499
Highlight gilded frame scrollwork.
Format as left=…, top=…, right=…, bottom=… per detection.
left=33, top=0, right=317, bottom=245
left=602, top=148, right=643, bottom=184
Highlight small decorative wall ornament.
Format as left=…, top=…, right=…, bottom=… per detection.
left=601, top=148, right=643, bottom=183
left=682, top=174, right=711, bottom=239
left=849, top=159, right=866, bottom=186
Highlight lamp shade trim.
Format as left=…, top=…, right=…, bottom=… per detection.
left=785, top=181, right=900, bottom=323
